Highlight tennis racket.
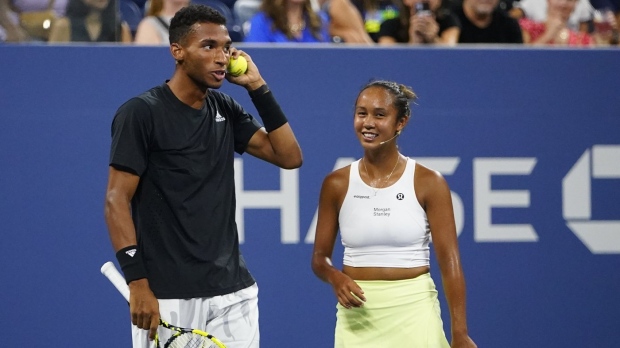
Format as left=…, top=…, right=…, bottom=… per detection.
left=100, top=261, right=227, bottom=348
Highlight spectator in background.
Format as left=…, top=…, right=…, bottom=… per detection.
left=0, top=0, right=27, bottom=41
left=378, top=0, right=460, bottom=45
left=12, top=0, right=67, bottom=16
left=350, top=0, right=400, bottom=42
left=519, top=0, right=595, bottom=46
left=590, top=0, right=619, bottom=44
left=591, top=0, right=620, bottom=22
left=49, top=0, right=131, bottom=42
left=234, top=0, right=260, bottom=34
left=511, top=0, right=593, bottom=33
left=134, top=0, right=189, bottom=45
left=244, top=0, right=330, bottom=43
left=323, top=0, right=374, bottom=43
left=235, top=0, right=365, bottom=43
left=0, top=0, right=68, bottom=41
left=454, top=0, right=523, bottom=43
left=444, top=0, right=518, bottom=13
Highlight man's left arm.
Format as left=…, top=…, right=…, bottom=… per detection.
left=244, top=83, right=302, bottom=169
left=226, top=50, right=302, bottom=169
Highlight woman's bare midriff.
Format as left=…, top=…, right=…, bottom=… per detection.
left=343, top=265, right=430, bottom=281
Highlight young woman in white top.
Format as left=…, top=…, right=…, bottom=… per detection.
left=311, top=80, right=476, bottom=348
left=134, top=0, right=189, bottom=45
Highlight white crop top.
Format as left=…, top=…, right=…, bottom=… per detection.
left=339, top=158, right=430, bottom=268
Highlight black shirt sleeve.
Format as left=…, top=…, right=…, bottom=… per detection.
left=109, top=97, right=152, bottom=176
left=216, top=92, right=262, bottom=155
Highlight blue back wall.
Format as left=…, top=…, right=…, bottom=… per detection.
left=0, top=45, right=619, bottom=347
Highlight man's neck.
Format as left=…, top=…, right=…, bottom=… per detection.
left=167, top=72, right=208, bottom=110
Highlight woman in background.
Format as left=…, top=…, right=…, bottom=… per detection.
left=244, top=0, right=330, bottom=43
left=134, top=0, right=189, bottom=45
left=378, top=0, right=459, bottom=45
left=519, top=0, right=595, bottom=46
left=49, top=0, right=131, bottom=42
left=511, top=0, right=593, bottom=33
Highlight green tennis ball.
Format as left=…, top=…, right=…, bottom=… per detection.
left=228, top=56, right=248, bottom=76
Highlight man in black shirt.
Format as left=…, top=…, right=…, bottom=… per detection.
left=104, top=4, right=302, bottom=347
left=455, top=0, right=523, bottom=43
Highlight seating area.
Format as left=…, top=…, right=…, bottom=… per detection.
left=119, top=0, right=145, bottom=37
left=2, top=0, right=618, bottom=46
left=119, top=0, right=247, bottom=41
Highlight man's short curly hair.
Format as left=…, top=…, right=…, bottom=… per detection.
left=169, top=4, right=227, bottom=44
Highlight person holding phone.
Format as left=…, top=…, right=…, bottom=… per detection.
left=378, top=0, right=460, bottom=44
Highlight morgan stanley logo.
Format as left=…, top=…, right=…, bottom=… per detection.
left=354, top=195, right=370, bottom=199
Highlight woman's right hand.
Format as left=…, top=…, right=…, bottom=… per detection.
left=330, top=271, right=366, bottom=308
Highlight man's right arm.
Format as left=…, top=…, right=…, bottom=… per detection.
left=104, top=166, right=160, bottom=340
left=104, top=166, right=139, bottom=250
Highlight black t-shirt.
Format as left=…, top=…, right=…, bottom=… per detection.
left=378, top=10, right=460, bottom=43
left=454, top=6, right=523, bottom=44
left=109, top=83, right=261, bottom=298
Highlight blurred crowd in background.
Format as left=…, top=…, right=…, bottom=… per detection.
left=1, top=0, right=618, bottom=46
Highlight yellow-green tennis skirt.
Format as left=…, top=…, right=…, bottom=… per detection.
left=334, top=273, right=449, bottom=348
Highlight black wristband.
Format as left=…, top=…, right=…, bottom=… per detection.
left=248, top=84, right=270, bottom=99
left=249, top=85, right=288, bottom=132
left=115, top=245, right=147, bottom=284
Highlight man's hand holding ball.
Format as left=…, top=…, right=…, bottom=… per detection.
left=227, top=55, right=248, bottom=76
left=226, top=50, right=266, bottom=92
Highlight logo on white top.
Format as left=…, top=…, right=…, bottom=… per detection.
left=125, top=249, right=136, bottom=257
left=215, top=112, right=226, bottom=123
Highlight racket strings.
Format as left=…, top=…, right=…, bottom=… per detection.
left=165, top=332, right=220, bottom=348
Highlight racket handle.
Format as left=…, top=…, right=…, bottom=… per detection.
left=101, top=261, right=130, bottom=302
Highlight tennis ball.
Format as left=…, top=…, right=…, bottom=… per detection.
left=228, top=56, right=248, bottom=77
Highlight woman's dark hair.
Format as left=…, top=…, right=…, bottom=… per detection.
left=358, top=80, right=417, bottom=120
left=169, top=4, right=226, bottom=44
left=261, top=0, right=324, bottom=41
